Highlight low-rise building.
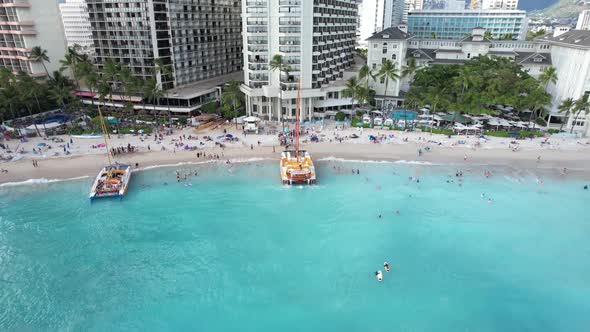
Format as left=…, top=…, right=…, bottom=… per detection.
left=367, top=26, right=551, bottom=109
left=407, top=9, right=528, bottom=40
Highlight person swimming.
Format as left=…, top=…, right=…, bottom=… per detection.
left=487, top=198, right=493, bottom=204
left=384, top=262, right=390, bottom=272
left=375, top=270, right=383, bottom=282
left=481, top=193, right=485, bottom=198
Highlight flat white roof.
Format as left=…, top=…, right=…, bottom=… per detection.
left=166, top=71, right=243, bottom=100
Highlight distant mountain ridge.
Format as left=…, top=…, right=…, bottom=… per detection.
left=530, top=0, right=590, bottom=18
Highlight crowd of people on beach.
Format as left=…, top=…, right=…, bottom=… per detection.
left=111, top=144, right=137, bottom=156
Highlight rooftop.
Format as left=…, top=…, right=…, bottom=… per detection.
left=540, top=29, right=590, bottom=48
left=166, top=71, right=243, bottom=99
left=367, top=27, right=412, bottom=41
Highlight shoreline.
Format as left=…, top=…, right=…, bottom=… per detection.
left=2, top=141, right=590, bottom=186
left=2, top=126, right=590, bottom=186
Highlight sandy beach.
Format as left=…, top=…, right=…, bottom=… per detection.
left=2, top=123, right=590, bottom=185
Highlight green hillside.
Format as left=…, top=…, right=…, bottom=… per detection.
left=532, top=0, right=590, bottom=18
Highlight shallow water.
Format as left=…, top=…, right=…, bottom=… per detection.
left=1, top=161, right=589, bottom=331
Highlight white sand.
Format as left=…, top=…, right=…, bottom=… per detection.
left=2, top=122, right=590, bottom=185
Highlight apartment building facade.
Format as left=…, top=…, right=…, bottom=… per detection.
left=85, top=0, right=242, bottom=113
left=241, top=0, right=362, bottom=121
left=407, top=9, right=528, bottom=40
left=0, top=0, right=67, bottom=77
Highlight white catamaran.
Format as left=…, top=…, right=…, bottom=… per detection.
left=89, top=107, right=132, bottom=200
left=280, top=80, right=316, bottom=185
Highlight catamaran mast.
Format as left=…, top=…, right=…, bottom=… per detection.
left=98, top=106, right=113, bottom=166
left=295, top=79, right=301, bottom=161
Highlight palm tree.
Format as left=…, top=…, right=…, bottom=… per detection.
left=119, top=66, right=138, bottom=108
left=0, top=69, right=18, bottom=121
left=401, top=57, right=420, bottom=81
left=143, top=77, right=164, bottom=123
left=143, top=77, right=164, bottom=125
left=221, top=80, right=245, bottom=129
left=528, top=88, right=552, bottom=130
left=358, top=64, right=372, bottom=87
left=424, top=87, right=447, bottom=132
left=84, top=68, right=99, bottom=109
left=29, top=46, right=52, bottom=80
left=571, top=97, right=590, bottom=134
left=154, top=58, right=174, bottom=131
left=557, top=98, right=574, bottom=132
left=19, top=73, right=51, bottom=134
left=377, top=59, right=401, bottom=110
left=59, top=47, right=82, bottom=90
left=102, top=58, right=121, bottom=112
left=342, top=76, right=360, bottom=113
left=539, top=66, right=558, bottom=90
left=355, top=86, right=374, bottom=111
left=15, top=74, right=42, bottom=136
left=270, top=54, right=292, bottom=122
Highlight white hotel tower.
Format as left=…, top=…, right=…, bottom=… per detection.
left=58, top=0, right=94, bottom=54
left=241, top=0, right=362, bottom=121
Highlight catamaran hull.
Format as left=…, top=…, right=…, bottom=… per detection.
left=89, top=165, right=131, bottom=200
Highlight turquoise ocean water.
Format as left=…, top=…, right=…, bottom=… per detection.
left=1, top=160, right=589, bottom=331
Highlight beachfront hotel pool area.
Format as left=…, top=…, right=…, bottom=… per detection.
left=1, top=161, right=589, bottom=330
left=390, top=110, right=417, bottom=121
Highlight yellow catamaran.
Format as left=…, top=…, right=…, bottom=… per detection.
left=280, top=80, right=316, bottom=185
left=89, top=107, right=131, bottom=200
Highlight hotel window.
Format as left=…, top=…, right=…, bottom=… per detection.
left=467, top=53, right=471, bottom=59
left=382, top=43, right=388, bottom=54
left=392, top=54, right=396, bottom=60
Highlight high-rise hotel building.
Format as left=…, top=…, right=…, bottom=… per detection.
left=85, top=0, right=242, bottom=112
left=0, top=0, right=67, bottom=77
left=59, top=0, right=94, bottom=54
left=241, top=0, right=362, bottom=121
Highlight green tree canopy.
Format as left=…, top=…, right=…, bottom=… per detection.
left=406, top=55, right=548, bottom=115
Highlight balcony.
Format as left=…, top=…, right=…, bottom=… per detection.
left=248, top=63, right=268, bottom=71
left=246, top=0, right=267, bottom=6
left=247, top=45, right=268, bottom=52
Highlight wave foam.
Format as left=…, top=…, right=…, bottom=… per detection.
left=317, top=156, right=439, bottom=165
left=0, top=176, right=90, bottom=188
left=316, top=157, right=394, bottom=164
left=138, top=157, right=273, bottom=172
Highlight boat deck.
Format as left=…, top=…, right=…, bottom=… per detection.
left=280, top=151, right=316, bottom=185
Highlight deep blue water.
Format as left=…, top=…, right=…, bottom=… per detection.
left=518, top=0, right=559, bottom=11
left=1, top=161, right=589, bottom=331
